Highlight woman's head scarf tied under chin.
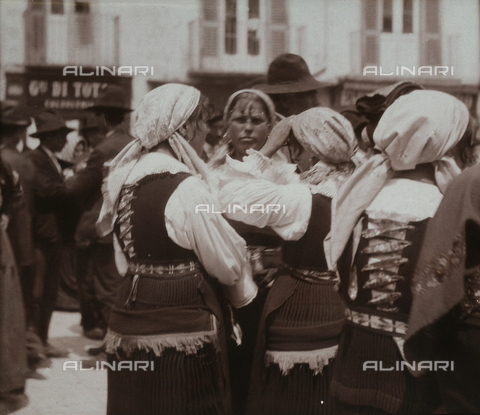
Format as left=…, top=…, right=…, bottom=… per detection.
left=97, top=83, right=210, bottom=236
left=327, top=90, right=470, bottom=271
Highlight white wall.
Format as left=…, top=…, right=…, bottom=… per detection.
left=95, top=0, right=200, bottom=107
left=0, top=0, right=29, bottom=99
left=288, top=0, right=327, bottom=76
left=441, top=0, right=480, bottom=84
left=323, top=0, right=362, bottom=80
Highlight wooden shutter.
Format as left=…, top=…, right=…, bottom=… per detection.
left=421, top=0, right=441, bottom=65
left=269, top=0, right=288, bottom=60
left=25, top=8, right=47, bottom=64
left=363, top=0, right=379, bottom=66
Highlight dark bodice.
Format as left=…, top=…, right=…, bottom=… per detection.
left=283, top=193, right=331, bottom=270
left=114, top=172, right=198, bottom=264
left=227, top=219, right=283, bottom=248
left=338, top=213, right=430, bottom=321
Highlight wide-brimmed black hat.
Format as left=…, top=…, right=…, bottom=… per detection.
left=80, top=115, right=105, bottom=133
left=255, top=54, right=324, bottom=94
left=86, top=85, right=133, bottom=113
left=0, top=102, right=31, bottom=127
left=31, top=110, right=74, bottom=138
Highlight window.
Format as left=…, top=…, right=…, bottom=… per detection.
left=248, top=0, right=259, bottom=19
left=74, top=1, right=93, bottom=45
left=422, top=0, right=441, bottom=65
left=425, top=0, right=439, bottom=33
left=271, top=0, right=287, bottom=24
left=382, top=0, right=393, bottom=32
left=75, top=1, right=91, bottom=13
left=51, top=0, right=64, bottom=14
left=363, top=0, right=379, bottom=65
left=403, top=0, right=413, bottom=33
left=225, top=0, right=237, bottom=54
left=32, top=13, right=46, bottom=50
left=365, top=0, right=378, bottom=30
left=248, top=30, right=260, bottom=55
left=203, top=0, right=218, bottom=20
left=29, top=0, right=46, bottom=9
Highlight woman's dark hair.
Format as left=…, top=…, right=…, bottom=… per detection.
left=450, top=114, right=478, bottom=167
left=186, top=95, right=213, bottom=132
left=286, top=129, right=304, bottom=160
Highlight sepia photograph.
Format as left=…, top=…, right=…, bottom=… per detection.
left=0, top=0, right=479, bottom=414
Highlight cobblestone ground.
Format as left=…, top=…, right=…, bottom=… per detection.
left=15, top=311, right=107, bottom=415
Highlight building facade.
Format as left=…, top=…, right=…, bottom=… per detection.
left=1, top=0, right=479, bottom=123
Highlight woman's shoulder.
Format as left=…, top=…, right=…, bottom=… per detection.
left=126, top=152, right=190, bottom=184
left=366, top=178, right=443, bottom=222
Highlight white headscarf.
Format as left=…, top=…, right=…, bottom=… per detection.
left=223, top=88, right=277, bottom=124
left=97, top=83, right=210, bottom=236
left=292, top=107, right=357, bottom=197
left=327, top=90, right=469, bottom=270
left=292, top=107, right=357, bottom=165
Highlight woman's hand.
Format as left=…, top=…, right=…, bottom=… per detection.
left=260, top=116, right=295, bottom=158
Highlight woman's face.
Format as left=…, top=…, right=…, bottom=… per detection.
left=226, top=97, right=272, bottom=160
left=74, top=142, right=86, bottom=160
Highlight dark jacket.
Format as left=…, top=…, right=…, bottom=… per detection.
left=0, top=147, right=35, bottom=266
left=27, top=146, right=78, bottom=243
left=68, top=128, right=133, bottom=244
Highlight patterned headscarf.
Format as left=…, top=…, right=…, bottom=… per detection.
left=97, top=83, right=209, bottom=236
left=292, top=107, right=357, bottom=197
left=292, top=107, right=357, bottom=164
left=327, top=90, right=469, bottom=270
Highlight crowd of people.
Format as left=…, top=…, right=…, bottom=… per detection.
left=1, top=53, right=480, bottom=415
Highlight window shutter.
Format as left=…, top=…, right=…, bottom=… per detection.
left=363, top=0, right=379, bottom=66
left=25, top=9, right=46, bottom=63
left=269, top=0, right=288, bottom=59
left=202, top=24, right=219, bottom=56
left=270, top=0, right=287, bottom=24
left=364, top=35, right=379, bottom=65
left=202, top=0, right=218, bottom=21
left=74, top=14, right=93, bottom=46
left=270, top=29, right=286, bottom=59
left=421, top=0, right=441, bottom=65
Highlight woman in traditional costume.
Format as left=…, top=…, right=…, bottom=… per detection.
left=97, top=83, right=257, bottom=415
left=326, top=90, right=476, bottom=414
left=208, top=88, right=294, bottom=415
left=216, top=107, right=358, bottom=414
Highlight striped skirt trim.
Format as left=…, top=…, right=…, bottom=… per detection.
left=265, top=344, right=338, bottom=375
left=105, top=315, right=220, bottom=357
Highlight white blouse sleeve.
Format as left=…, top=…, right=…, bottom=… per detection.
left=219, top=178, right=312, bottom=241
left=165, top=176, right=258, bottom=308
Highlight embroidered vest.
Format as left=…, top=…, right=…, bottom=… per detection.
left=115, top=172, right=198, bottom=263
left=338, top=213, right=429, bottom=322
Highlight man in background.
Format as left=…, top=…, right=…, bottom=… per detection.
left=255, top=53, right=322, bottom=117
left=28, top=110, right=78, bottom=358
left=69, top=85, right=133, bottom=340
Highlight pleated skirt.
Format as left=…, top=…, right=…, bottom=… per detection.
left=106, top=271, right=230, bottom=415
left=248, top=275, right=345, bottom=415
left=330, top=323, right=420, bottom=414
